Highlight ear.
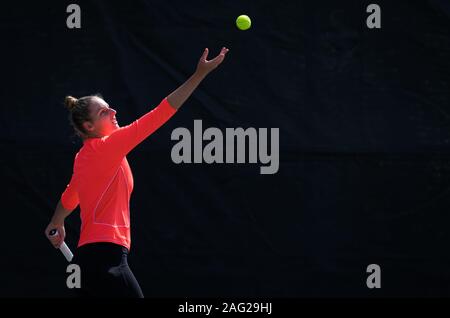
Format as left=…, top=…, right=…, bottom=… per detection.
left=82, top=121, right=94, bottom=132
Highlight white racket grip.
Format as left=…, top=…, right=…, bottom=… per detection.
left=49, top=229, right=74, bottom=262
left=59, top=241, right=74, bottom=262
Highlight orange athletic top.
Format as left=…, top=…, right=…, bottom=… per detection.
left=60, top=98, right=177, bottom=250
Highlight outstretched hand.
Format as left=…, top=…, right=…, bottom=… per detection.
left=196, top=47, right=229, bottom=77
left=166, top=47, right=230, bottom=110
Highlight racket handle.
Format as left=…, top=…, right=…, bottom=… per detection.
left=59, top=241, right=74, bottom=262
left=49, top=229, right=74, bottom=262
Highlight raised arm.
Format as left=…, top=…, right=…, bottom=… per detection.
left=167, top=47, right=229, bottom=109
left=97, top=47, right=230, bottom=162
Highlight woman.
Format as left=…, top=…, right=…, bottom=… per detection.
left=45, top=47, right=229, bottom=297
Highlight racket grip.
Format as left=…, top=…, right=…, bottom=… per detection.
left=59, top=241, right=74, bottom=262
left=49, top=229, right=74, bottom=262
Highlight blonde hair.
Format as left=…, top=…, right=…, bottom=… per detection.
left=64, top=93, right=103, bottom=138
left=64, top=96, right=78, bottom=112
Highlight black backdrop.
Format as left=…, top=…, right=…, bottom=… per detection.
left=1, top=0, right=450, bottom=297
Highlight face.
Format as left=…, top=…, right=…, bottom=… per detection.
left=83, top=97, right=120, bottom=138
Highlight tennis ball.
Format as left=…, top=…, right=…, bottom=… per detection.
left=236, top=15, right=251, bottom=31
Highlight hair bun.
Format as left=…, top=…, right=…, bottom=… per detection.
left=64, top=96, right=78, bottom=111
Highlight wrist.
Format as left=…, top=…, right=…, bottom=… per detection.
left=193, top=69, right=208, bottom=80
left=50, top=216, right=65, bottom=226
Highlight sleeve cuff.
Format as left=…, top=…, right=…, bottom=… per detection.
left=164, top=97, right=178, bottom=112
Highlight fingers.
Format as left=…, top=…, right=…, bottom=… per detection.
left=211, top=47, right=229, bottom=65
left=196, top=46, right=229, bottom=74
left=45, top=225, right=65, bottom=248
left=200, top=48, right=209, bottom=61
left=201, top=47, right=228, bottom=63
left=47, top=233, right=61, bottom=248
left=214, top=55, right=225, bottom=65
left=216, top=47, right=229, bottom=63
left=58, top=230, right=65, bottom=248
left=220, top=47, right=229, bottom=56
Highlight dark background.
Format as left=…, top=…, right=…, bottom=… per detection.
left=1, top=0, right=449, bottom=297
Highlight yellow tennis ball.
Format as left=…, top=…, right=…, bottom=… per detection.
left=236, top=15, right=251, bottom=31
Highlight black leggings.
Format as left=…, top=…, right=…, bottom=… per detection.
left=71, top=242, right=144, bottom=298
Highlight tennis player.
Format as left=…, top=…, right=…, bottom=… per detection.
left=45, top=47, right=229, bottom=297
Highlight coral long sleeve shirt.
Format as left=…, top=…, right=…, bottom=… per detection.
left=60, top=98, right=177, bottom=250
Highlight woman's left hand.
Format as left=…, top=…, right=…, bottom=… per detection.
left=44, top=222, right=66, bottom=249
left=195, top=47, right=229, bottom=77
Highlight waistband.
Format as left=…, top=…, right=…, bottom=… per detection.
left=73, top=242, right=129, bottom=267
